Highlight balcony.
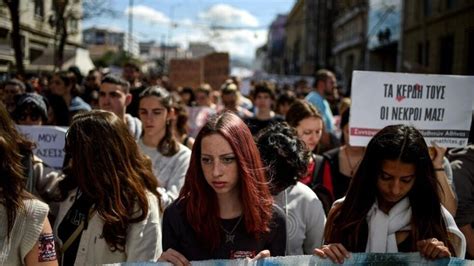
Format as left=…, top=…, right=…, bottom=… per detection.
left=0, top=43, right=13, bottom=58
left=332, top=35, right=364, bottom=54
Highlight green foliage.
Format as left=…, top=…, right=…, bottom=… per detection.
left=94, top=50, right=141, bottom=68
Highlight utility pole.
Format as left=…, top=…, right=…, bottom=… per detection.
left=128, top=0, right=134, bottom=55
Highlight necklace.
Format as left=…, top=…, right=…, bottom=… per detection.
left=220, top=215, right=243, bottom=244
left=344, top=147, right=363, bottom=176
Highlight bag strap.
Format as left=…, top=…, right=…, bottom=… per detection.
left=311, top=154, right=325, bottom=188
left=60, top=208, right=95, bottom=254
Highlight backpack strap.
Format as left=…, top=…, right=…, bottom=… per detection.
left=310, top=154, right=325, bottom=188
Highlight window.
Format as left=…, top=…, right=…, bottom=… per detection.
left=417, top=42, right=423, bottom=65
left=96, top=32, right=105, bottom=45
left=423, top=0, right=432, bottom=17
left=34, top=0, right=44, bottom=17
left=446, top=0, right=456, bottom=10
left=467, top=30, right=474, bottom=74
left=424, top=41, right=430, bottom=66
left=439, top=35, right=454, bottom=74
left=0, top=28, right=9, bottom=46
left=417, top=41, right=430, bottom=66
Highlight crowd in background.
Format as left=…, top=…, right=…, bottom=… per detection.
left=0, top=63, right=473, bottom=265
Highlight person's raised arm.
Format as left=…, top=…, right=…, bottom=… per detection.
left=431, top=144, right=457, bottom=215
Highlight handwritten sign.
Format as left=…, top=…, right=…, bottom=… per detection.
left=17, top=125, right=67, bottom=169
left=350, top=71, right=473, bottom=147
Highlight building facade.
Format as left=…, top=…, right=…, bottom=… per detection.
left=284, top=0, right=334, bottom=76
left=0, top=0, right=82, bottom=73
left=188, top=42, right=215, bottom=58
left=285, top=0, right=306, bottom=75
left=402, top=0, right=474, bottom=74
left=332, top=0, right=368, bottom=93
left=266, top=14, right=287, bottom=74
left=83, top=26, right=139, bottom=59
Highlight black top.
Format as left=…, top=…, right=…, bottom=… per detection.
left=57, top=193, right=94, bottom=265
left=397, top=234, right=413, bottom=252
left=162, top=200, right=287, bottom=260
left=323, top=148, right=351, bottom=201
left=244, top=115, right=284, bottom=136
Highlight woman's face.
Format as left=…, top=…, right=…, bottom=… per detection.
left=180, top=92, right=192, bottom=105
left=201, top=134, right=239, bottom=198
left=139, top=96, right=169, bottom=139
left=195, top=91, right=209, bottom=106
left=50, top=75, right=68, bottom=96
left=277, top=102, right=291, bottom=116
left=254, top=92, right=272, bottom=111
left=16, top=109, right=43, bottom=126
left=377, top=159, right=416, bottom=208
left=296, top=117, right=323, bottom=151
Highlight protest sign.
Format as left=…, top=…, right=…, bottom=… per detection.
left=350, top=71, right=473, bottom=147
left=17, top=125, right=67, bottom=169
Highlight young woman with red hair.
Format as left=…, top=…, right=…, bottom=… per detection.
left=159, top=111, right=286, bottom=264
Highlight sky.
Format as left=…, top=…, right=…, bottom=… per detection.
left=83, top=0, right=295, bottom=61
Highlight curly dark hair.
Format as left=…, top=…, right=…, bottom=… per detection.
left=256, top=122, right=310, bottom=195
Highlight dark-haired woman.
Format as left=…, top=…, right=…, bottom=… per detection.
left=138, top=86, right=192, bottom=208
left=323, top=108, right=365, bottom=201
left=4, top=94, right=54, bottom=200
left=314, top=124, right=466, bottom=263
left=47, top=71, right=91, bottom=126
left=159, top=112, right=286, bottom=264
left=172, top=101, right=195, bottom=149
left=0, top=103, right=57, bottom=265
left=54, top=110, right=162, bottom=265
left=256, top=123, right=325, bottom=255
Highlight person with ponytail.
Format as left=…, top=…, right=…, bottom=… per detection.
left=159, top=112, right=286, bottom=264
left=314, top=124, right=466, bottom=263
left=138, top=86, right=192, bottom=208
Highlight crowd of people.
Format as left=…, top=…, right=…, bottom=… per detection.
left=0, top=64, right=473, bottom=265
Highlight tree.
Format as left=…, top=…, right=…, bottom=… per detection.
left=94, top=50, right=138, bottom=68
left=3, top=0, right=24, bottom=76
left=51, top=0, right=117, bottom=69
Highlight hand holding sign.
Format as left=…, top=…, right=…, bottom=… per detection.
left=351, top=71, right=473, bottom=147
left=17, top=125, right=67, bottom=169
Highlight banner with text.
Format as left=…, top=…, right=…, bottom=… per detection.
left=350, top=71, right=473, bottom=147
left=17, top=125, right=67, bottom=169
left=112, top=253, right=471, bottom=266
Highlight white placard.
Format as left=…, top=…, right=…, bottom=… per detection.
left=350, top=71, right=473, bottom=147
left=17, top=125, right=67, bottom=169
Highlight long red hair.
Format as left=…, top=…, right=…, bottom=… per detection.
left=178, top=111, right=273, bottom=250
